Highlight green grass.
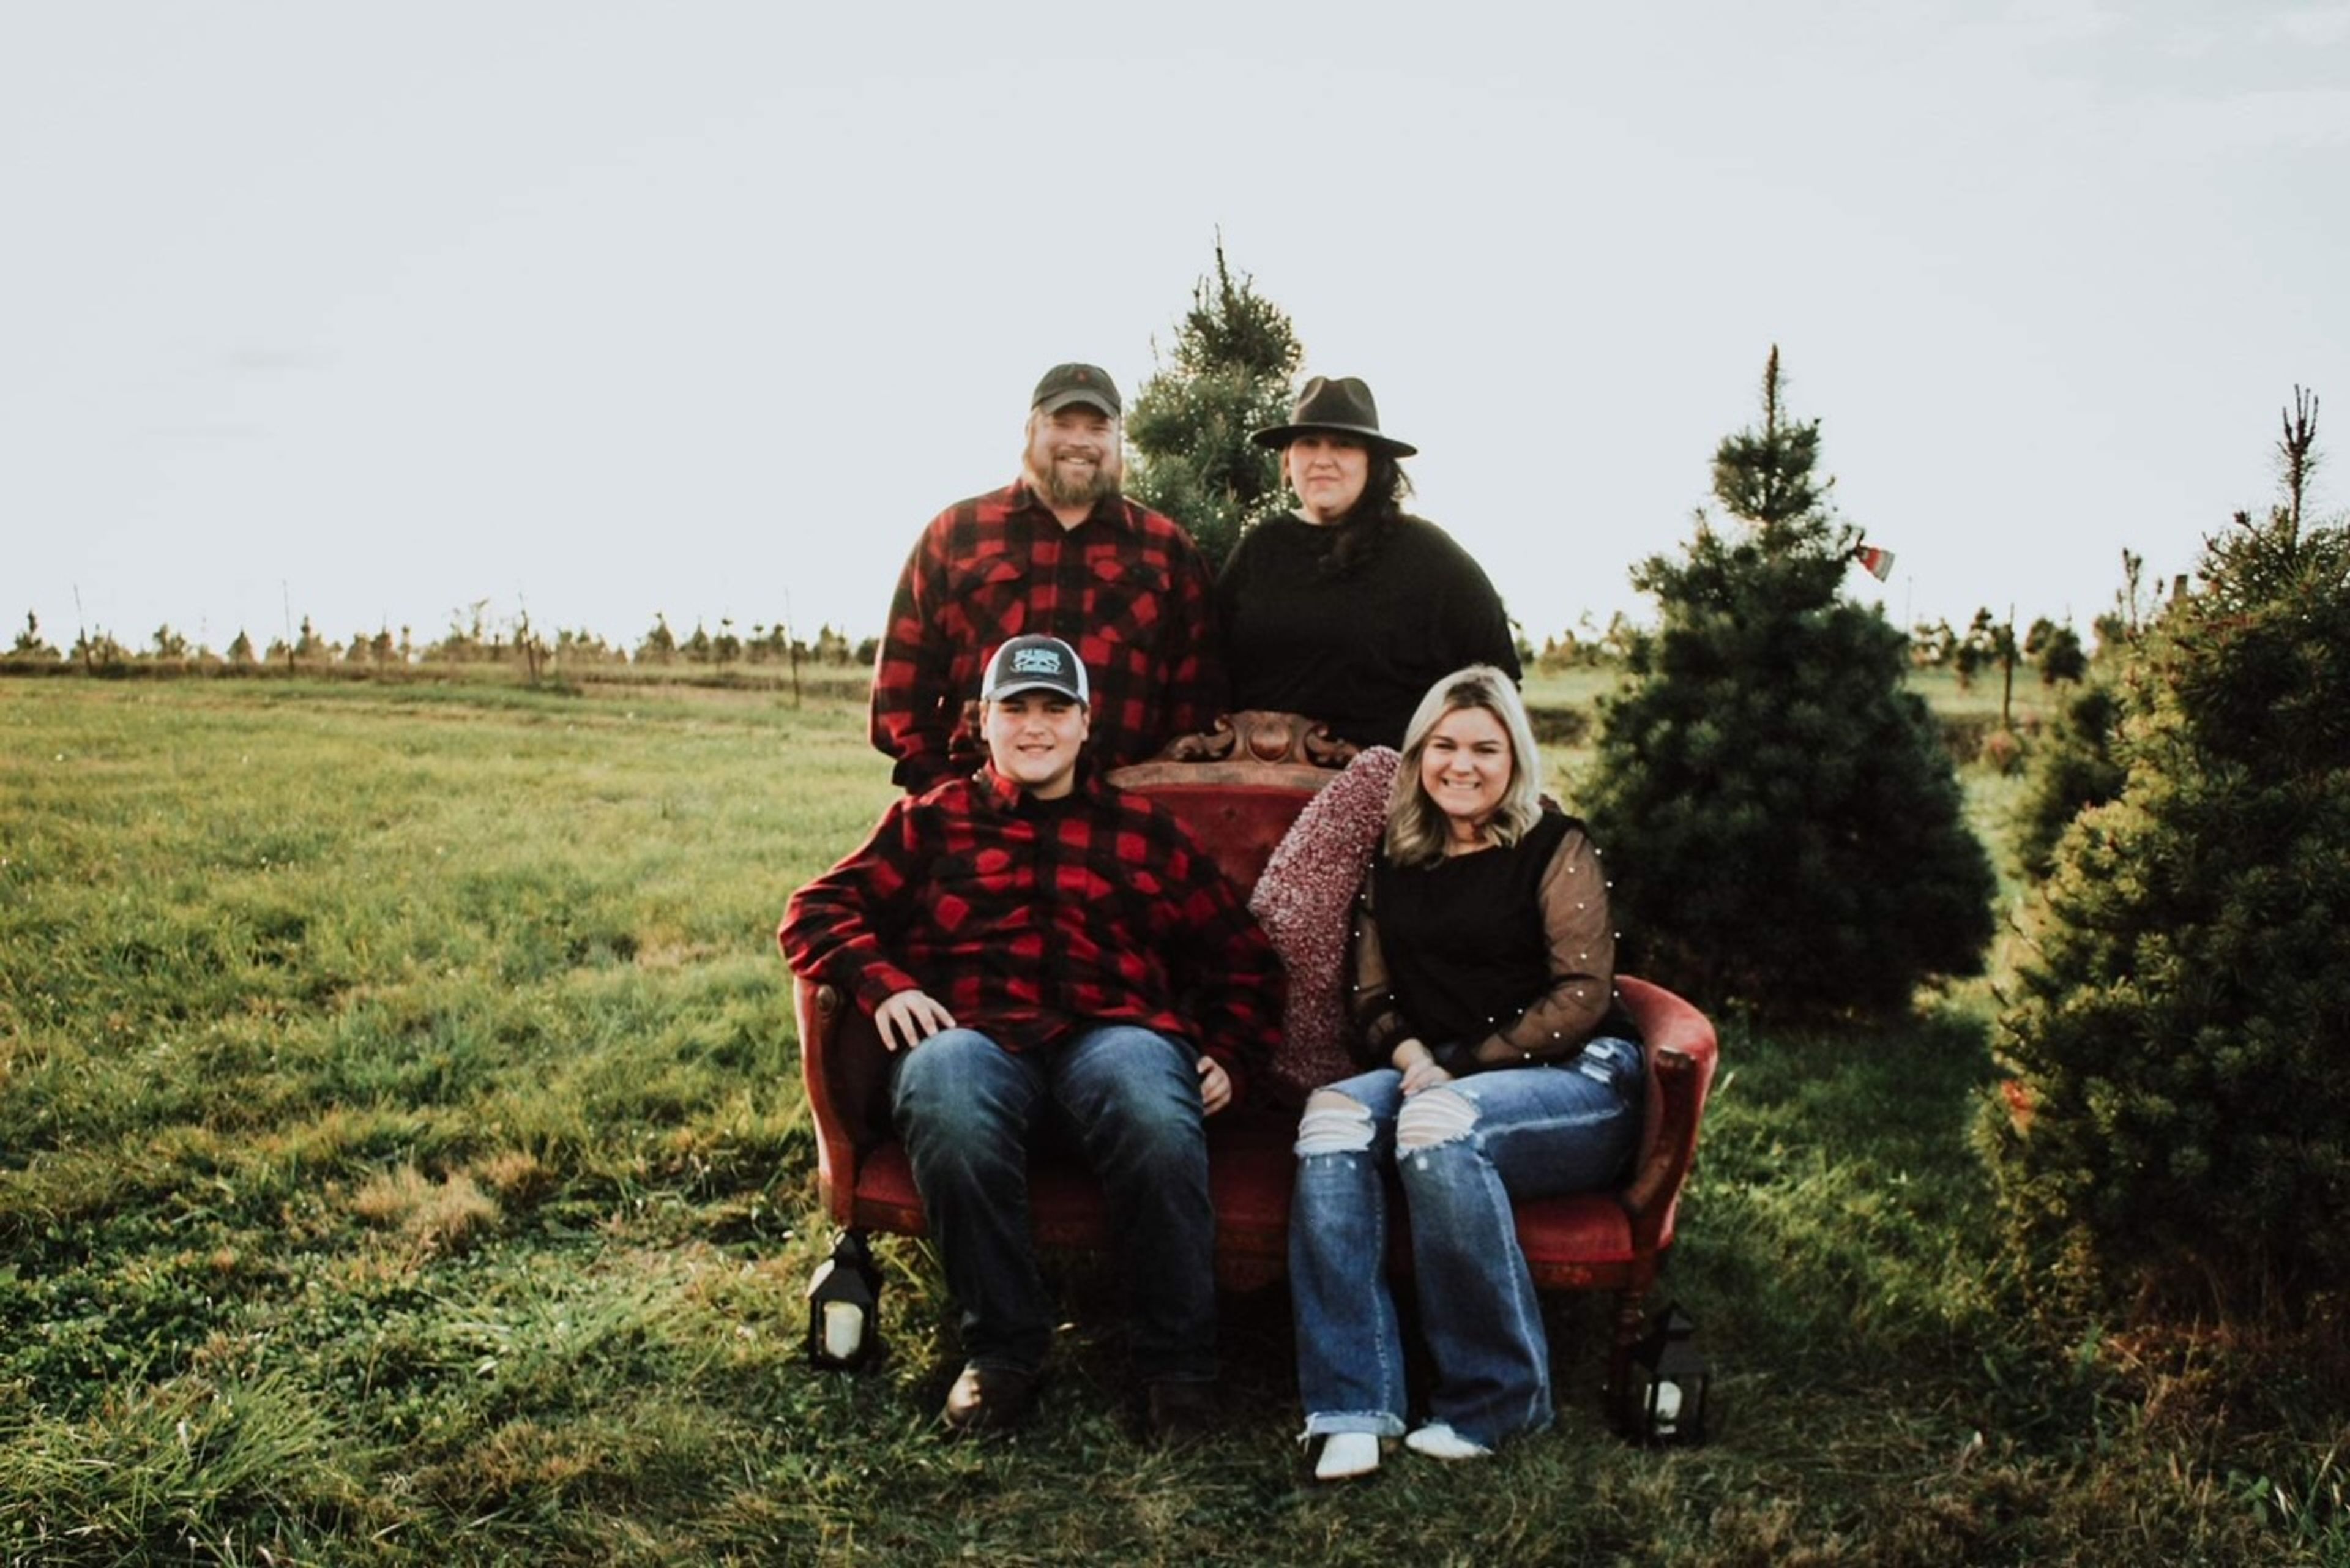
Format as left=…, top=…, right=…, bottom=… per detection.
left=0, top=677, right=2332, bottom=1566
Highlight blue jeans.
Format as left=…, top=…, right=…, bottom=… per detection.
left=890, top=1023, right=1216, bottom=1381
left=1289, top=1037, right=1643, bottom=1448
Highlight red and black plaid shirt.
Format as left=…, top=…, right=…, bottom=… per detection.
left=869, top=480, right=1226, bottom=793
left=779, top=763, right=1281, bottom=1102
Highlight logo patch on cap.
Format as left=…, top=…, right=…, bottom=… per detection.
left=980, top=633, right=1091, bottom=705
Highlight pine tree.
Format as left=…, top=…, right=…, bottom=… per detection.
left=635, top=614, right=677, bottom=665
left=2009, top=676, right=2127, bottom=881
left=1581, top=348, right=1996, bottom=1018
left=1125, top=241, right=1302, bottom=573
left=2024, top=618, right=2089, bottom=686
left=11, top=611, right=59, bottom=661
left=1993, top=388, right=2350, bottom=1316
left=2010, top=559, right=2154, bottom=881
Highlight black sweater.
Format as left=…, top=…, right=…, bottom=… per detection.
left=1364, top=812, right=1572, bottom=1062
left=1215, top=513, right=1521, bottom=750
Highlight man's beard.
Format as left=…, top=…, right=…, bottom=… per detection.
left=1028, top=446, right=1121, bottom=509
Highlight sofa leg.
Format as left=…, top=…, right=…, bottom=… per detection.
left=1606, top=1286, right=1647, bottom=1431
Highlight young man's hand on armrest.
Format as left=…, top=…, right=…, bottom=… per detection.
left=875, top=988, right=957, bottom=1053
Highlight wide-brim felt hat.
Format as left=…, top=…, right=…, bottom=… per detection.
left=1251, top=375, right=1417, bottom=457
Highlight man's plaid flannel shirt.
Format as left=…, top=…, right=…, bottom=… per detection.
left=869, top=480, right=1226, bottom=793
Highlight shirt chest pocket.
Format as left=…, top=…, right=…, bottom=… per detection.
left=1084, top=556, right=1170, bottom=647
left=944, top=556, right=1031, bottom=643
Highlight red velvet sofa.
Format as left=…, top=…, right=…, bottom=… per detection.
left=790, top=713, right=1720, bottom=1420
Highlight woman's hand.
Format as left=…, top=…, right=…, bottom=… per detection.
left=1390, top=1037, right=1455, bottom=1097
left=1196, top=1055, right=1233, bottom=1116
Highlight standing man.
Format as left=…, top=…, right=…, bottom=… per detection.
left=784, top=634, right=1280, bottom=1441
left=870, top=364, right=1225, bottom=793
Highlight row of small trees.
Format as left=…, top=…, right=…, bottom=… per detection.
left=12, top=597, right=2096, bottom=689
left=1529, top=609, right=2097, bottom=686
left=4, top=610, right=877, bottom=674
left=1911, top=610, right=2090, bottom=687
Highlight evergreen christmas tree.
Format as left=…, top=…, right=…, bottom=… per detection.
left=2010, top=559, right=2158, bottom=881
left=2010, top=678, right=2128, bottom=882
left=1583, top=348, right=1996, bottom=1018
left=1125, top=242, right=1301, bottom=573
left=1994, top=389, right=2350, bottom=1316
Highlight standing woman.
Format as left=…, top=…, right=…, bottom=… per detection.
left=1217, top=377, right=1520, bottom=750
left=1289, top=666, right=1644, bottom=1481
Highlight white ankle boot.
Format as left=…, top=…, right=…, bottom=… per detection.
left=1404, top=1422, right=1493, bottom=1462
left=1313, top=1431, right=1381, bottom=1481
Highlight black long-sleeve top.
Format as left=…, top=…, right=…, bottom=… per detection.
left=1215, top=513, right=1521, bottom=751
left=1351, top=809, right=1618, bottom=1073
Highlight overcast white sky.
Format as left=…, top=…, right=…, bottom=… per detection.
left=4, top=1, right=2344, bottom=657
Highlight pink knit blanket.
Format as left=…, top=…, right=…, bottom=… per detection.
left=1247, top=747, right=1401, bottom=1107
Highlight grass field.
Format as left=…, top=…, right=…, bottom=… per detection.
left=1, top=675, right=2334, bottom=1566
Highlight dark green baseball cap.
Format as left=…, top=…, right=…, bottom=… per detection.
left=1031, top=363, right=1121, bottom=417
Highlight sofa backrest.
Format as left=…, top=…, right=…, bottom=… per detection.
left=1104, top=711, right=1357, bottom=894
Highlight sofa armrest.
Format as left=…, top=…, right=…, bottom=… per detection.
left=793, top=974, right=895, bottom=1229
left=1613, top=975, right=1721, bottom=1250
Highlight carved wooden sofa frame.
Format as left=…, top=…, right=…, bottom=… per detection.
left=791, top=712, right=1720, bottom=1424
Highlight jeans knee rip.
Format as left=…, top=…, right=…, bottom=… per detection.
left=1296, top=1089, right=1375, bottom=1155
left=1396, top=1086, right=1477, bottom=1152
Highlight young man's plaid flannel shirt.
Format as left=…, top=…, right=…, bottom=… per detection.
left=779, top=763, right=1281, bottom=1103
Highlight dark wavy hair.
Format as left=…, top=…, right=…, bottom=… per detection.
left=1299, top=447, right=1415, bottom=579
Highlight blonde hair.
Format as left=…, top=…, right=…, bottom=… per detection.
left=1382, top=665, right=1545, bottom=868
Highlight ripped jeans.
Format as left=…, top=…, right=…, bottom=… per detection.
left=1288, top=1038, right=1642, bottom=1449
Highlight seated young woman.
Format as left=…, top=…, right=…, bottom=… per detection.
left=1288, top=664, right=1644, bottom=1482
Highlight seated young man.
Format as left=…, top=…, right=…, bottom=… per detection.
left=780, top=633, right=1281, bottom=1443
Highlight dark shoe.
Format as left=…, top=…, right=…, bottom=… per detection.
left=941, top=1362, right=1040, bottom=1438
left=1144, top=1379, right=1218, bottom=1447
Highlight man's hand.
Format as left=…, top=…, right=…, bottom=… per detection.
left=1195, top=1055, right=1232, bottom=1116
left=874, top=989, right=955, bottom=1053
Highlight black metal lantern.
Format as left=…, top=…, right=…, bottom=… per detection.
left=1626, top=1302, right=1710, bottom=1446
left=805, top=1229, right=882, bottom=1371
